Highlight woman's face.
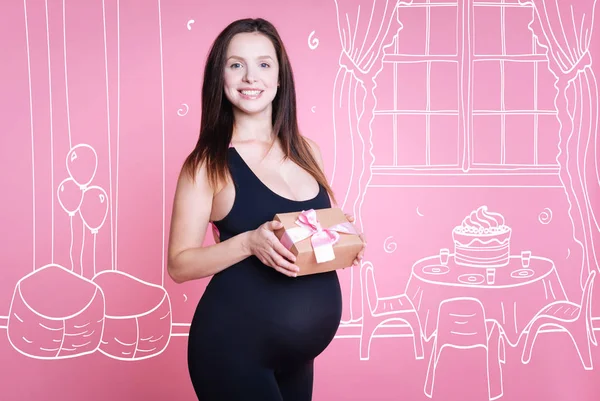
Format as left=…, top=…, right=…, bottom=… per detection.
left=223, top=32, right=280, bottom=117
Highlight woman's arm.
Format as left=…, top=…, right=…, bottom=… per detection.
left=167, top=162, right=299, bottom=283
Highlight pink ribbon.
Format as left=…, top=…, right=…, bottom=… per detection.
left=280, top=209, right=358, bottom=263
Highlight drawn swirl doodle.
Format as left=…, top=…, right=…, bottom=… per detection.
left=308, top=31, right=319, bottom=50
left=177, top=104, right=189, bottom=117
left=538, top=208, right=553, bottom=224
left=383, top=236, right=397, bottom=254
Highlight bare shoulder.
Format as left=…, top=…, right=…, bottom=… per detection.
left=303, top=136, right=324, bottom=170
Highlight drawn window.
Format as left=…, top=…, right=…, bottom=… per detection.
left=371, top=0, right=560, bottom=174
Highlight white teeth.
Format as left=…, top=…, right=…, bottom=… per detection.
left=240, top=90, right=261, bottom=96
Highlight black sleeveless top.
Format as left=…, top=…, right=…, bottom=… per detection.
left=190, top=147, right=342, bottom=364
left=213, top=147, right=331, bottom=240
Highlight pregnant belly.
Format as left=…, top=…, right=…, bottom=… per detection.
left=201, top=262, right=342, bottom=347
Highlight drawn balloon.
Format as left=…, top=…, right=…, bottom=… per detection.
left=79, top=186, right=109, bottom=234
left=56, top=177, right=84, bottom=216
left=66, top=144, right=98, bottom=189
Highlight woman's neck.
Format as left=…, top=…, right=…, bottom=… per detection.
left=231, top=111, right=275, bottom=144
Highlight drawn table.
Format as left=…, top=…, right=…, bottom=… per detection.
left=404, top=254, right=568, bottom=346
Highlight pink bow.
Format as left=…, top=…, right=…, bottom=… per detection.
left=280, top=209, right=358, bottom=263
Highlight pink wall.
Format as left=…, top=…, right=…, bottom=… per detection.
left=1, top=0, right=599, bottom=400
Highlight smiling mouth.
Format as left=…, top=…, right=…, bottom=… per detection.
left=239, top=89, right=263, bottom=98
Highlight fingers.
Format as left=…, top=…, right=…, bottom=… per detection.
left=272, top=240, right=297, bottom=264
left=269, top=251, right=300, bottom=277
left=253, top=221, right=300, bottom=277
left=352, top=233, right=367, bottom=267
left=266, top=220, right=284, bottom=231
left=259, top=252, right=298, bottom=277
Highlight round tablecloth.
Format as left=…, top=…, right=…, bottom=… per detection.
left=404, top=253, right=568, bottom=346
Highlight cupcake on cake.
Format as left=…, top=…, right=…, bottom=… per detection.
left=452, top=205, right=511, bottom=267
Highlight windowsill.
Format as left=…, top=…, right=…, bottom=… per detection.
left=368, top=165, right=563, bottom=187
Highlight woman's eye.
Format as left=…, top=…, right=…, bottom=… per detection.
left=260, top=62, right=270, bottom=68
left=231, top=62, right=242, bottom=69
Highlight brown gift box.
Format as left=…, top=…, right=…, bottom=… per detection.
left=273, top=207, right=363, bottom=276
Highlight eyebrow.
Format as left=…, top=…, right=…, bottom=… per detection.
left=227, top=55, right=275, bottom=61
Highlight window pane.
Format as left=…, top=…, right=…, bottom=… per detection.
left=473, top=61, right=501, bottom=110
left=371, top=114, right=396, bottom=166
left=537, top=114, right=560, bottom=165
left=536, top=62, right=558, bottom=111
left=429, top=5, right=458, bottom=55
left=504, top=5, right=535, bottom=55
left=430, top=115, right=459, bottom=165
left=473, top=6, right=502, bottom=55
left=397, top=6, right=427, bottom=55
left=397, top=115, right=427, bottom=165
left=505, top=114, right=534, bottom=164
left=504, top=61, right=534, bottom=111
left=396, top=62, right=428, bottom=110
left=472, top=115, right=501, bottom=164
left=430, top=62, right=458, bottom=111
left=373, top=62, right=396, bottom=112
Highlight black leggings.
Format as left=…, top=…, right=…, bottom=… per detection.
left=187, top=304, right=330, bottom=401
left=188, top=356, right=314, bottom=401
left=187, top=266, right=341, bottom=401
left=188, top=320, right=316, bottom=401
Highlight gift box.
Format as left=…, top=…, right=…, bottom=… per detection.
left=273, top=207, right=363, bottom=276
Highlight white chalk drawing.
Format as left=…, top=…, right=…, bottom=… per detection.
left=187, top=19, right=195, bottom=30
left=2, top=0, right=172, bottom=361
left=177, top=103, right=189, bottom=116
left=452, top=206, right=512, bottom=268
left=517, top=0, right=599, bottom=293
left=537, top=207, right=552, bottom=224
left=359, top=261, right=424, bottom=361
left=520, top=270, right=597, bottom=370
left=331, top=0, right=409, bottom=326
left=424, top=298, right=506, bottom=400
left=383, top=236, right=397, bottom=253
left=308, top=30, right=320, bottom=50
left=92, top=270, right=172, bottom=361
left=329, top=3, right=598, bottom=399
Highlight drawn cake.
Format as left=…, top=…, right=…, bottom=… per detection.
left=452, top=206, right=511, bottom=267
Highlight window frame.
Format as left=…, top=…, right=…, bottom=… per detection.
left=370, top=0, right=561, bottom=187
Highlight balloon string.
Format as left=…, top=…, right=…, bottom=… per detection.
left=93, top=233, right=97, bottom=277
left=80, top=220, right=85, bottom=277
left=69, top=215, right=74, bottom=271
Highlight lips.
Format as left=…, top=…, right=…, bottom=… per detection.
left=238, top=89, right=263, bottom=99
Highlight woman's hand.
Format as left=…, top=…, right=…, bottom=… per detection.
left=345, top=213, right=367, bottom=267
left=244, top=221, right=301, bottom=277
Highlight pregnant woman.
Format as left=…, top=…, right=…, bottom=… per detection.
left=167, top=18, right=365, bottom=401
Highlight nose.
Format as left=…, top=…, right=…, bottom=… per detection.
left=243, top=65, right=257, bottom=83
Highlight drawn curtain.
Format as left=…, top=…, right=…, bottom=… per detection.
left=331, top=0, right=412, bottom=322
left=520, top=0, right=599, bottom=289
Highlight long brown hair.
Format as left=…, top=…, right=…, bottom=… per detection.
left=181, top=18, right=336, bottom=204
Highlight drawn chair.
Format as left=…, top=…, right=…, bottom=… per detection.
left=521, top=270, right=597, bottom=370
left=424, top=297, right=506, bottom=401
left=359, top=261, right=424, bottom=361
